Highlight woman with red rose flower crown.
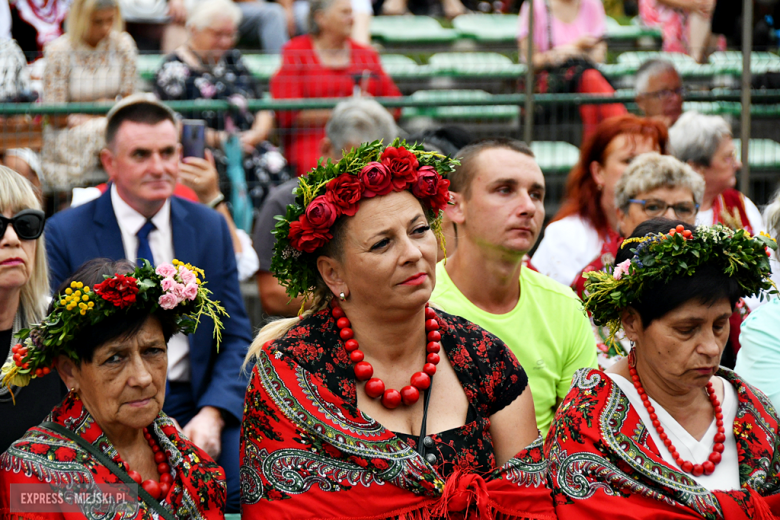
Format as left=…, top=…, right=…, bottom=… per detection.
left=1, top=259, right=228, bottom=520
left=239, top=140, right=554, bottom=520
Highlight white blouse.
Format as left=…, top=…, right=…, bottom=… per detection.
left=607, top=373, right=741, bottom=491
left=532, top=215, right=604, bottom=286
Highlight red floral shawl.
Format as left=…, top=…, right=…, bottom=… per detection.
left=0, top=393, right=226, bottom=520
left=545, top=368, right=780, bottom=520
left=239, top=343, right=556, bottom=520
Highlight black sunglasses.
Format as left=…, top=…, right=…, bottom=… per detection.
left=0, top=209, right=46, bottom=240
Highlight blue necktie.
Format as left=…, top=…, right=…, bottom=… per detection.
left=136, top=220, right=156, bottom=266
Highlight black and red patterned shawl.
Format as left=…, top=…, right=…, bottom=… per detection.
left=545, top=367, right=780, bottom=520
left=0, top=393, right=226, bottom=520
left=239, top=310, right=556, bottom=520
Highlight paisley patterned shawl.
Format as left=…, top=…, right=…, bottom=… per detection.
left=239, top=340, right=556, bottom=520
left=0, top=393, right=226, bottom=520
left=545, top=367, right=780, bottom=520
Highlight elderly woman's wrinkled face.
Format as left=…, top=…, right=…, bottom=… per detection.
left=85, top=8, right=116, bottom=47
left=617, top=185, right=697, bottom=238
left=327, top=190, right=437, bottom=313
left=592, top=134, right=659, bottom=228
left=0, top=208, right=37, bottom=294
left=699, top=136, right=740, bottom=198
left=191, top=15, right=238, bottom=59
left=625, top=298, right=730, bottom=393
left=64, top=316, right=167, bottom=434
left=318, top=0, right=353, bottom=40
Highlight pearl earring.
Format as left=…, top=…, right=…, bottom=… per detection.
left=339, top=292, right=346, bottom=301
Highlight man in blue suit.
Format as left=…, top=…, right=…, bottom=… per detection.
left=45, top=95, right=251, bottom=512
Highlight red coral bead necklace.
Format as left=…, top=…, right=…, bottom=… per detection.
left=124, top=427, right=174, bottom=500
left=333, top=303, right=440, bottom=410
left=630, top=365, right=725, bottom=477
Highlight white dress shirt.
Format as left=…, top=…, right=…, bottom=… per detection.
left=607, top=373, right=740, bottom=491
left=111, top=185, right=191, bottom=382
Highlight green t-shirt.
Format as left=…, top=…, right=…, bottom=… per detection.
left=431, top=262, right=598, bottom=434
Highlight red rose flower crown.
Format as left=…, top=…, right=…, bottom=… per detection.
left=271, top=139, right=458, bottom=303
left=1, top=260, right=227, bottom=395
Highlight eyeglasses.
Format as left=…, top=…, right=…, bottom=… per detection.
left=641, top=87, right=684, bottom=100
left=628, top=199, right=699, bottom=219
left=0, top=209, right=46, bottom=240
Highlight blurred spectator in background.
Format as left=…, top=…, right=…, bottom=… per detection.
left=574, top=153, right=704, bottom=369
left=154, top=0, right=288, bottom=216
left=0, top=38, right=42, bottom=190
left=280, top=0, right=373, bottom=45
left=733, top=190, right=780, bottom=403
left=380, top=0, right=466, bottom=20
left=669, top=112, right=764, bottom=234
left=635, top=58, right=684, bottom=128
left=36, top=0, right=136, bottom=191
left=253, top=97, right=397, bottom=317
left=1, top=0, right=11, bottom=41
left=126, top=0, right=289, bottom=53
left=271, top=0, right=401, bottom=177
left=518, top=0, right=627, bottom=139
left=532, top=115, right=667, bottom=286
left=10, top=0, right=70, bottom=53
left=639, top=0, right=724, bottom=63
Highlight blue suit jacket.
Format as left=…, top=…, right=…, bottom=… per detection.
left=45, top=189, right=252, bottom=422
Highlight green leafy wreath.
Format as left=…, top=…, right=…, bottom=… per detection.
left=584, top=224, right=778, bottom=343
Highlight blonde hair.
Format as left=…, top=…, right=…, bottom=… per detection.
left=244, top=287, right=331, bottom=370
left=0, top=167, right=50, bottom=324
left=66, top=0, right=123, bottom=45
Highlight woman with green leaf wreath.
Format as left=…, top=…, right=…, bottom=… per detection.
left=0, top=258, right=228, bottom=520
left=239, top=140, right=555, bottom=519
left=545, top=217, right=780, bottom=519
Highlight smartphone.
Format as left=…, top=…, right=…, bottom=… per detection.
left=181, top=119, right=206, bottom=159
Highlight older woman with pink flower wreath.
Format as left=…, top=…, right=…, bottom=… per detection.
left=239, top=140, right=554, bottom=520
left=0, top=258, right=228, bottom=519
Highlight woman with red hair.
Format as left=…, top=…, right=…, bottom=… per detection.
left=532, top=115, right=668, bottom=286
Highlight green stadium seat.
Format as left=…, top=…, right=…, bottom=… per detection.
left=615, top=51, right=716, bottom=80
left=733, top=139, right=780, bottom=170
left=401, top=89, right=517, bottom=120
left=380, top=54, right=428, bottom=80
left=427, top=52, right=526, bottom=79
left=225, top=514, right=241, bottom=520
left=371, top=16, right=458, bottom=44
left=629, top=16, right=662, bottom=39
left=241, top=54, right=282, bottom=80
left=452, top=14, right=519, bottom=45
left=530, top=141, right=579, bottom=175
left=683, top=102, right=780, bottom=119
left=605, top=16, right=646, bottom=41
left=137, top=54, right=165, bottom=81
left=709, top=51, right=780, bottom=75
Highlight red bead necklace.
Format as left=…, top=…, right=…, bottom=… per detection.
left=333, top=303, right=441, bottom=410
left=630, top=366, right=725, bottom=477
left=125, top=427, right=174, bottom=500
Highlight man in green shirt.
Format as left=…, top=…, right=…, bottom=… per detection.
left=431, top=138, right=597, bottom=434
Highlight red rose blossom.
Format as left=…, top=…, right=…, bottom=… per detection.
left=348, top=455, right=369, bottom=467
left=323, top=443, right=341, bottom=458
left=325, top=173, right=363, bottom=216
left=381, top=146, right=419, bottom=190
left=29, top=443, right=49, bottom=455
left=412, top=166, right=450, bottom=212
left=288, top=215, right=333, bottom=253
left=359, top=162, right=393, bottom=198
left=54, top=446, right=76, bottom=462
left=267, top=489, right=284, bottom=501
left=95, top=274, right=139, bottom=309
left=305, top=195, right=338, bottom=230
left=371, top=458, right=390, bottom=470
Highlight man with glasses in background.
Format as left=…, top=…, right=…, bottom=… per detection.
left=635, top=58, right=684, bottom=128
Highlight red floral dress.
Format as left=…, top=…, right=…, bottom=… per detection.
left=240, top=309, right=555, bottom=519
left=0, top=393, right=226, bottom=520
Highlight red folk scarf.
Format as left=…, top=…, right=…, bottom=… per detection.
left=0, top=393, right=226, bottom=520
left=710, top=189, right=754, bottom=234
left=545, top=367, right=780, bottom=520
left=240, top=345, right=557, bottom=520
